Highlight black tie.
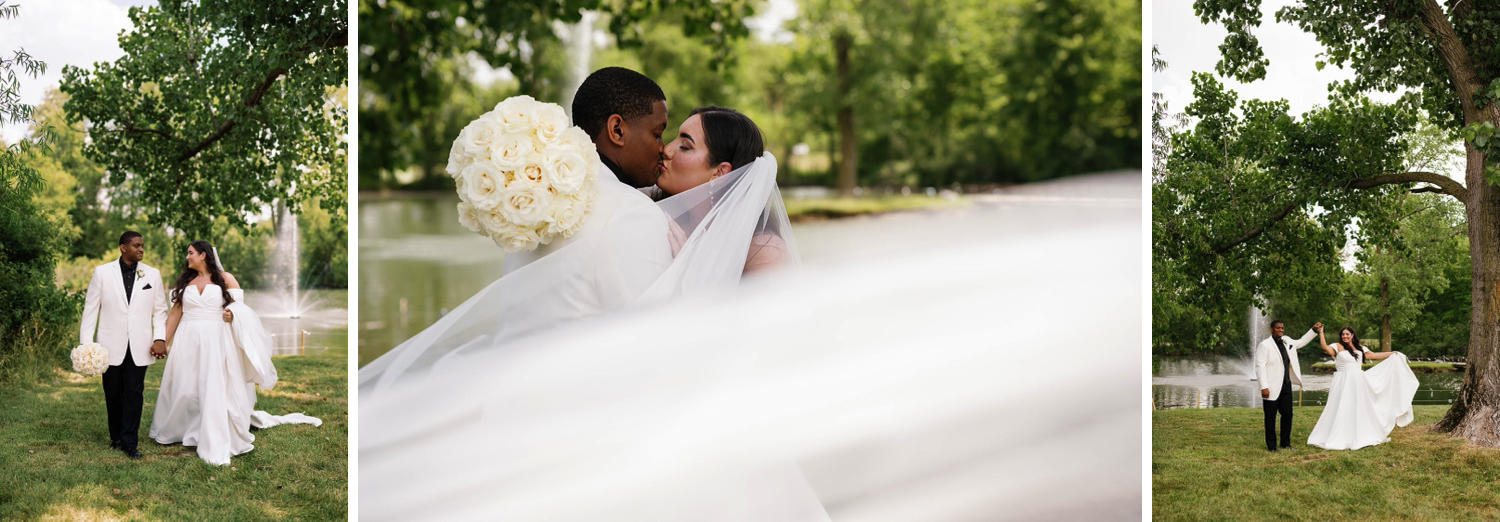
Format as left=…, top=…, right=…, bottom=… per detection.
left=1274, top=337, right=1290, bottom=389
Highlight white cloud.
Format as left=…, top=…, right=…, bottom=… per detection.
left=0, top=0, right=146, bottom=142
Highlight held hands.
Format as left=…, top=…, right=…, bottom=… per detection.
left=1313, top=322, right=1324, bottom=332
left=149, top=340, right=167, bottom=359
left=222, top=308, right=234, bottom=322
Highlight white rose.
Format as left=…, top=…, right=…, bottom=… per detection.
left=496, top=182, right=553, bottom=227
left=456, top=201, right=482, bottom=233
left=459, top=118, right=503, bottom=159
left=554, top=126, right=595, bottom=154
left=543, top=145, right=590, bottom=194
left=446, top=136, right=473, bottom=178
left=532, top=103, right=570, bottom=144
left=490, top=221, right=542, bottom=252
left=490, top=133, right=537, bottom=170
left=513, top=161, right=548, bottom=189
left=473, top=205, right=508, bottom=235
left=459, top=160, right=508, bottom=209
left=544, top=192, right=591, bottom=237
left=495, top=95, right=539, bottom=135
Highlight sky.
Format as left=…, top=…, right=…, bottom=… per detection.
left=0, top=0, right=155, bottom=143
left=1151, top=0, right=1410, bottom=120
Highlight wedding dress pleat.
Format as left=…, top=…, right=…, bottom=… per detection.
left=1306, top=350, right=1418, bottom=450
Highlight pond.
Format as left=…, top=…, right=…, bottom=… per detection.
left=242, top=288, right=348, bottom=355
left=1152, top=354, right=1462, bottom=409
left=358, top=172, right=1141, bottom=366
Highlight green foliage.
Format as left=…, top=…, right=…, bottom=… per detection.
left=361, top=0, right=1142, bottom=189
left=60, top=0, right=348, bottom=241
left=1153, top=73, right=1419, bottom=352
left=0, top=4, right=80, bottom=386
left=357, top=0, right=754, bottom=189
left=299, top=198, right=348, bottom=289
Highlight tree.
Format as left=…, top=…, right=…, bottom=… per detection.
left=357, top=0, right=754, bottom=189
left=1185, top=0, right=1500, bottom=445
left=60, top=0, right=348, bottom=241
left=0, top=2, right=83, bottom=385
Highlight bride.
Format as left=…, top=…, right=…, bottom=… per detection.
left=1305, top=325, right=1419, bottom=450
left=149, top=240, right=320, bottom=465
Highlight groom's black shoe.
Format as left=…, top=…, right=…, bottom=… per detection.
left=122, top=447, right=142, bottom=459
left=109, top=440, right=121, bottom=450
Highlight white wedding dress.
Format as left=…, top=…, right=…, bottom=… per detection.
left=149, top=285, right=321, bottom=465
left=1306, top=347, right=1419, bottom=450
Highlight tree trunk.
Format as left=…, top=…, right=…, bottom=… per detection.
left=1432, top=144, right=1500, bottom=447
left=1380, top=277, right=1391, bottom=352
left=834, top=32, right=857, bottom=197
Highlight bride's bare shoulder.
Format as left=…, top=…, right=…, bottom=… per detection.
left=744, top=233, right=789, bottom=273
left=221, top=271, right=241, bottom=289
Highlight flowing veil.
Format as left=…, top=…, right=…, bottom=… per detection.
left=358, top=152, right=795, bottom=403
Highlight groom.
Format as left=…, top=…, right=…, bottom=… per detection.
left=1254, top=319, right=1320, bottom=451
left=500, top=66, right=673, bottom=305
left=79, top=231, right=168, bottom=459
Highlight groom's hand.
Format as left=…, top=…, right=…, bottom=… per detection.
left=1261, top=388, right=1270, bottom=399
left=150, top=340, right=167, bottom=359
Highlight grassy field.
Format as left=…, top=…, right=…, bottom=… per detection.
left=1153, top=406, right=1500, bottom=521
left=783, top=194, right=967, bottom=221
left=0, top=329, right=349, bottom=520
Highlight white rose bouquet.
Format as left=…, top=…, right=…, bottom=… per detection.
left=71, top=342, right=108, bottom=376
left=447, top=95, right=600, bottom=252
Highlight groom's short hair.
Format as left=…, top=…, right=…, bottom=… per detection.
left=119, top=230, right=142, bottom=245
left=1269, top=320, right=1284, bottom=329
left=572, top=67, right=666, bottom=140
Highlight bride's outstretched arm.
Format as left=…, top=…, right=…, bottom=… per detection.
left=1364, top=348, right=1398, bottom=360
left=1316, top=325, right=1336, bottom=357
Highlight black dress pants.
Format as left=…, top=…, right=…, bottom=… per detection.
left=1262, top=381, right=1294, bottom=450
left=102, top=348, right=148, bottom=451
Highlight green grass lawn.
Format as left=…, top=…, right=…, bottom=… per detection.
left=783, top=194, right=967, bottom=221
left=0, top=329, right=349, bottom=520
left=1153, top=406, right=1500, bottom=521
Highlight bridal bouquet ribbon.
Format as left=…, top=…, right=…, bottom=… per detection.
left=446, top=95, right=600, bottom=252
left=71, top=342, right=107, bottom=376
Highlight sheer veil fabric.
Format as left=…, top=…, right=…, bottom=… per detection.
left=360, top=153, right=797, bottom=450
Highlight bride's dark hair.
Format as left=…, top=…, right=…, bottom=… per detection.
left=171, top=239, right=234, bottom=308
left=1336, top=326, right=1364, bottom=363
left=691, top=105, right=764, bottom=171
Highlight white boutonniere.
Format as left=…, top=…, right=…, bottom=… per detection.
left=136, top=268, right=145, bottom=279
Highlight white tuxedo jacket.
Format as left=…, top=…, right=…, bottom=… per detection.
left=1254, top=329, right=1317, bottom=402
left=500, top=162, right=673, bottom=312
left=79, top=259, right=169, bottom=367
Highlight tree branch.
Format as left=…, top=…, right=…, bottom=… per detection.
left=1345, top=171, right=1469, bottom=201
left=174, top=66, right=286, bottom=162
left=1417, top=0, right=1482, bottom=122
left=1212, top=198, right=1302, bottom=255
left=124, top=124, right=172, bottom=139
